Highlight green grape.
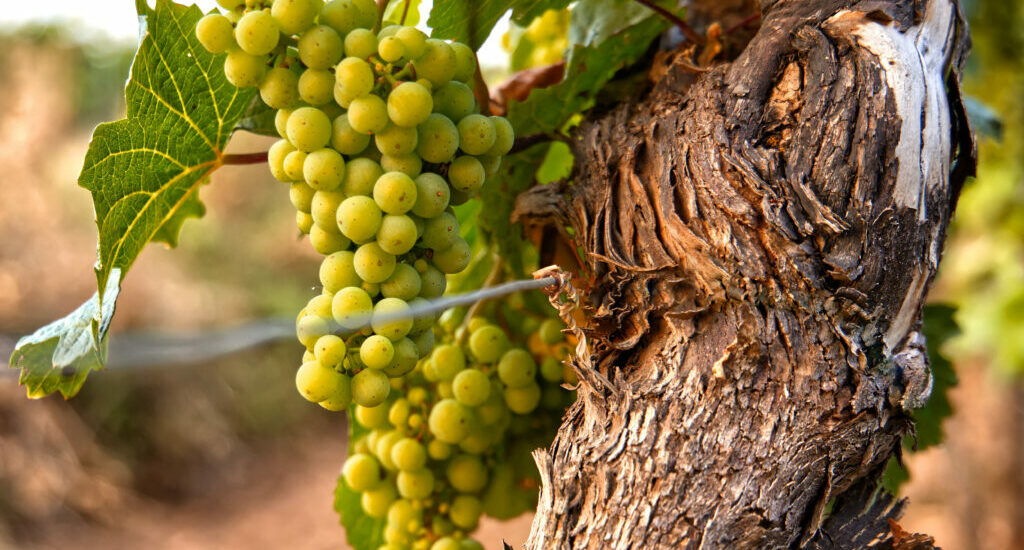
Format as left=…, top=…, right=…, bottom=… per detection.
left=460, top=539, right=485, bottom=550
left=431, top=81, right=475, bottom=122
left=504, top=383, right=541, bottom=414
left=336, top=195, right=382, bottom=243
left=348, top=94, right=389, bottom=134
left=478, top=154, right=501, bottom=177
left=395, top=27, right=427, bottom=59
left=375, top=123, right=419, bottom=156
left=290, top=181, right=315, bottom=212
left=413, top=329, right=435, bottom=357
left=540, top=318, right=565, bottom=344
left=377, top=215, right=418, bottom=255
left=235, top=10, right=280, bottom=56
left=380, top=154, right=422, bottom=177
left=296, top=211, right=314, bottom=233
left=372, top=297, right=413, bottom=340
left=303, top=148, right=346, bottom=191
left=468, top=325, right=508, bottom=363
left=297, top=25, right=344, bottom=69
left=296, top=314, right=329, bottom=349
left=451, top=42, right=476, bottom=83
left=466, top=317, right=489, bottom=333
left=408, top=297, right=435, bottom=333
left=497, top=349, right=537, bottom=387
left=274, top=108, right=291, bottom=138
left=352, top=367, right=391, bottom=406
left=332, top=286, right=374, bottom=329
left=310, top=190, right=345, bottom=232
left=421, top=212, right=458, bottom=251
left=452, top=368, right=490, bottom=406
left=355, top=242, right=397, bottom=283
left=418, top=265, right=447, bottom=298
left=283, top=150, right=308, bottom=181
left=475, top=391, right=506, bottom=426
left=335, top=57, right=375, bottom=98
left=456, top=114, right=495, bottom=155
left=362, top=280, right=381, bottom=297
left=196, top=13, right=235, bottom=54
left=268, top=139, right=295, bottom=182
left=343, top=28, right=378, bottom=59
left=431, top=344, right=466, bottom=381
left=305, top=293, right=334, bottom=318
left=287, top=106, right=333, bottom=152
left=362, top=483, right=397, bottom=518
left=449, top=495, right=482, bottom=529
left=416, top=113, right=459, bottom=163
left=381, top=264, right=421, bottom=301
left=314, top=334, right=347, bottom=368
left=321, top=0, right=362, bottom=35
left=295, top=360, right=343, bottom=402
left=432, top=238, right=471, bottom=274
left=378, top=36, right=405, bottom=62
left=318, top=376, right=352, bottom=411
left=413, top=39, right=456, bottom=86
left=390, top=438, right=426, bottom=471
left=360, top=334, right=395, bottom=369
left=428, top=399, right=471, bottom=443
left=487, top=116, right=515, bottom=156
left=396, top=469, right=434, bottom=499
left=335, top=161, right=377, bottom=198
left=449, top=188, right=472, bottom=207
left=388, top=398, right=410, bottom=427
left=373, top=172, right=418, bottom=214
left=298, top=68, right=335, bottom=105
left=310, top=225, right=350, bottom=255
left=320, top=250, right=361, bottom=292
left=540, top=357, right=563, bottom=383
left=376, top=430, right=405, bottom=470
left=383, top=337, right=419, bottom=377
left=411, top=173, right=451, bottom=218
left=447, top=156, right=485, bottom=194
left=431, top=538, right=459, bottom=550
left=356, top=403, right=391, bottom=429
left=437, top=381, right=455, bottom=399
left=330, top=116, right=369, bottom=156
left=427, top=440, right=451, bottom=461
left=432, top=516, right=455, bottom=537
left=446, top=454, right=487, bottom=492
left=271, top=0, right=319, bottom=35
left=343, top=453, right=382, bottom=491
left=387, top=82, right=433, bottom=128
left=387, top=500, right=422, bottom=533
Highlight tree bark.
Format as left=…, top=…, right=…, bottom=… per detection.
left=514, top=0, right=975, bottom=548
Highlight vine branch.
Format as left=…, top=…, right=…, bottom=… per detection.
left=222, top=152, right=268, bottom=165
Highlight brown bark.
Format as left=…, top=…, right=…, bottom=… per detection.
left=514, top=0, right=975, bottom=548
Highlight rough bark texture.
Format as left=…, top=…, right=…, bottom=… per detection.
left=515, top=0, right=974, bottom=548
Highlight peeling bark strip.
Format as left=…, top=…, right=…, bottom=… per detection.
left=517, top=0, right=973, bottom=548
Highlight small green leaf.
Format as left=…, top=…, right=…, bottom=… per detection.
left=235, top=95, right=279, bottom=137
left=536, top=141, right=574, bottom=184
left=428, top=0, right=568, bottom=50
left=335, top=477, right=386, bottom=550
left=384, top=0, right=422, bottom=25
left=477, top=146, right=548, bottom=276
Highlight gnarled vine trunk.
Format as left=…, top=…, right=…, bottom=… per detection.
left=515, top=0, right=974, bottom=548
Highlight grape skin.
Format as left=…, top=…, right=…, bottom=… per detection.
left=196, top=13, right=235, bottom=54
left=235, top=10, right=280, bottom=56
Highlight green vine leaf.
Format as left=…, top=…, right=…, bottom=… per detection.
left=428, top=0, right=569, bottom=50
left=337, top=410, right=385, bottom=550
left=8, top=0, right=257, bottom=398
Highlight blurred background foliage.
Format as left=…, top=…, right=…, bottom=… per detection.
left=0, top=0, right=1022, bottom=549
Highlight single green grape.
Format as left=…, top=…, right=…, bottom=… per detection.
left=303, top=148, right=346, bottom=191
left=317, top=375, right=352, bottom=411
left=356, top=403, right=391, bottom=429
left=418, top=264, right=447, bottom=298
left=504, top=383, right=541, bottom=414
left=375, top=123, right=419, bottom=156
left=361, top=483, right=397, bottom=518
left=289, top=181, right=315, bottom=212
left=387, top=499, right=422, bottom=534
left=343, top=453, right=382, bottom=492
left=343, top=28, right=378, bottom=59
left=341, top=157, right=383, bottom=196
left=354, top=242, right=397, bottom=283
left=416, top=113, right=459, bottom=163
left=348, top=94, right=389, bottom=134
left=396, top=468, right=434, bottom=500
left=283, top=150, right=307, bottom=181
left=388, top=398, right=410, bottom=427
left=408, top=297, right=436, bottom=333
left=296, top=211, right=314, bottom=233
left=361, top=334, right=396, bottom=369
left=432, top=237, right=471, bottom=274
left=235, top=10, right=280, bottom=56
left=540, top=357, right=564, bottom=383
left=296, top=314, right=329, bottom=349
left=298, top=68, right=335, bottom=106
left=387, top=82, right=433, bottom=128
left=297, top=25, right=344, bottom=69
left=321, top=0, right=363, bottom=35
left=309, top=225, right=351, bottom=255
left=468, top=324, right=509, bottom=363
left=451, top=42, right=477, bottom=83
left=431, top=344, right=466, bottom=381
left=295, top=360, right=343, bottom=402
left=332, top=114, right=372, bottom=155
left=380, top=154, right=422, bottom=178
left=411, top=173, right=451, bottom=218
left=196, top=13, right=235, bottom=54
left=539, top=318, right=564, bottom=344
left=371, top=297, right=413, bottom=340
left=305, top=293, right=334, bottom=318
left=421, top=212, right=458, bottom=251
left=378, top=36, right=405, bottom=62
left=287, top=106, right=332, bottom=152
left=428, top=399, right=471, bottom=443
left=376, top=215, right=418, bottom=255
left=459, top=539, right=485, bottom=550
left=446, top=454, right=488, bottom=492
left=456, top=114, right=495, bottom=155
left=268, top=139, right=295, bottom=182
left=452, top=368, right=490, bottom=407
left=395, top=27, right=427, bottom=59
left=274, top=108, right=291, bottom=138
left=487, top=116, right=515, bottom=156
left=335, top=57, right=375, bottom=98
left=447, top=156, right=485, bottom=194
left=332, top=286, right=374, bottom=329
left=310, top=190, right=345, bottom=232
left=373, top=172, right=418, bottom=215
left=382, top=337, right=419, bottom=377
left=449, top=495, right=482, bottom=529
left=437, top=381, right=454, bottom=400
left=413, top=39, right=456, bottom=86
left=390, top=438, right=426, bottom=471
left=478, top=154, right=501, bottom=177
left=314, top=334, right=347, bottom=369
left=374, top=429, right=404, bottom=470
left=352, top=367, right=391, bottom=406
left=431, top=537, right=460, bottom=550
left=412, top=329, right=435, bottom=357
left=380, top=263, right=421, bottom=301
left=271, top=0, right=319, bottom=35
left=336, top=195, right=383, bottom=243
left=320, top=250, right=362, bottom=293
left=497, top=349, right=537, bottom=388
left=431, top=81, right=475, bottom=122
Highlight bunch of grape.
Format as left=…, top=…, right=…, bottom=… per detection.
left=501, top=8, right=569, bottom=70
left=195, top=0, right=515, bottom=415
left=341, top=317, right=575, bottom=550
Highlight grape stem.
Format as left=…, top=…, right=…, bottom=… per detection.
left=472, top=54, right=492, bottom=116
left=632, top=0, right=703, bottom=45
left=457, top=256, right=505, bottom=344
left=375, top=0, right=390, bottom=32
left=400, top=0, right=411, bottom=25
left=221, top=152, right=269, bottom=165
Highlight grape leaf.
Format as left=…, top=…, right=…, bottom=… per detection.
left=427, top=0, right=570, bottom=50
left=337, top=410, right=385, bottom=550
left=235, top=95, right=278, bottom=137
left=8, top=0, right=257, bottom=398
left=384, top=0, right=422, bottom=25
left=477, top=146, right=548, bottom=276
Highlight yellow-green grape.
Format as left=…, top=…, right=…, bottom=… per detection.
left=271, top=0, right=319, bottom=35
left=449, top=495, right=482, bottom=529
left=356, top=403, right=391, bottom=429
left=452, top=368, right=490, bottom=406
left=361, top=334, right=395, bottom=369
left=432, top=344, right=466, bottom=381
left=468, top=325, right=509, bottom=363
left=447, top=156, right=485, bottom=194
left=348, top=95, right=389, bottom=134
left=234, top=10, right=280, bottom=56
left=352, top=367, right=391, bottom=406
left=375, top=123, right=419, bottom=156
left=456, top=114, right=496, bottom=155
left=298, top=69, right=335, bottom=105
left=390, top=438, right=426, bottom=471
left=336, top=56, right=375, bottom=96
left=446, top=454, right=488, bottom=492
left=295, top=360, right=343, bottom=402
left=310, top=225, right=351, bottom=254
left=378, top=36, right=405, bottom=63
left=413, top=329, right=435, bottom=357
left=387, top=82, right=433, bottom=128
left=340, top=158, right=383, bottom=196
left=343, top=453, right=382, bottom=491
left=497, top=349, right=537, bottom=388
left=343, top=28, right=378, bottom=59
left=296, top=314, right=329, bottom=348
left=388, top=398, right=410, bottom=427
left=297, top=211, right=315, bottom=233
left=306, top=293, right=334, bottom=318
left=539, top=318, right=564, bottom=344
left=377, top=215, right=418, bottom=255
left=284, top=150, right=308, bottom=181
left=362, top=483, right=397, bottom=518
left=332, top=286, right=374, bottom=329
left=388, top=499, right=422, bottom=533
left=196, top=13, right=235, bottom=53
left=428, top=399, right=471, bottom=443
left=418, top=264, right=446, bottom=298
left=303, top=148, right=346, bottom=191
left=396, top=468, right=434, bottom=499
left=430, top=537, right=459, bottom=550
left=297, top=25, right=344, bottom=69
left=451, top=42, right=477, bottom=83
left=377, top=24, right=401, bottom=39
left=413, top=39, right=456, bottom=86
left=372, top=298, right=413, bottom=340
left=433, top=238, right=471, bottom=274
left=437, top=381, right=455, bottom=399
left=318, top=377, right=352, bottom=411
left=416, top=114, right=459, bottom=163
left=504, top=383, right=541, bottom=414
left=332, top=115, right=372, bottom=155
left=475, top=391, right=506, bottom=426
left=426, top=440, right=451, bottom=461
left=408, top=297, right=435, bottom=332
left=395, top=27, right=427, bottom=59
left=467, top=317, right=490, bottom=333
left=380, top=154, right=422, bottom=178
left=487, top=116, right=515, bottom=156
left=381, top=264, right=421, bottom=301
left=411, top=173, right=451, bottom=218
left=373, top=172, right=418, bottom=214
left=216, top=0, right=240, bottom=9
left=268, top=139, right=295, bottom=182
left=383, top=337, right=419, bottom=377
left=460, top=539, right=485, bottom=550
left=314, top=334, right=347, bottom=368
left=354, top=242, right=397, bottom=283
left=321, top=0, right=362, bottom=35
left=289, top=181, right=315, bottom=212
left=320, top=250, right=362, bottom=293
left=310, top=190, right=345, bottom=232
left=478, top=154, right=501, bottom=177
left=540, top=357, right=564, bottom=383
left=421, top=212, right=458, bottom=251
left=287, top=106, right=332, bottom=151
left=274, top=108, right=291, bottom=137
left=337, top=195, right=382, bottom=243
left=431, top=81, right=475, bottom=122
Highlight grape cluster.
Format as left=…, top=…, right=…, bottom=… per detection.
left=196, top=0, right=515, bottom=416
left=501, top=8, right=569, bottom=69
left=342, top=317, right=575, bottom=549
